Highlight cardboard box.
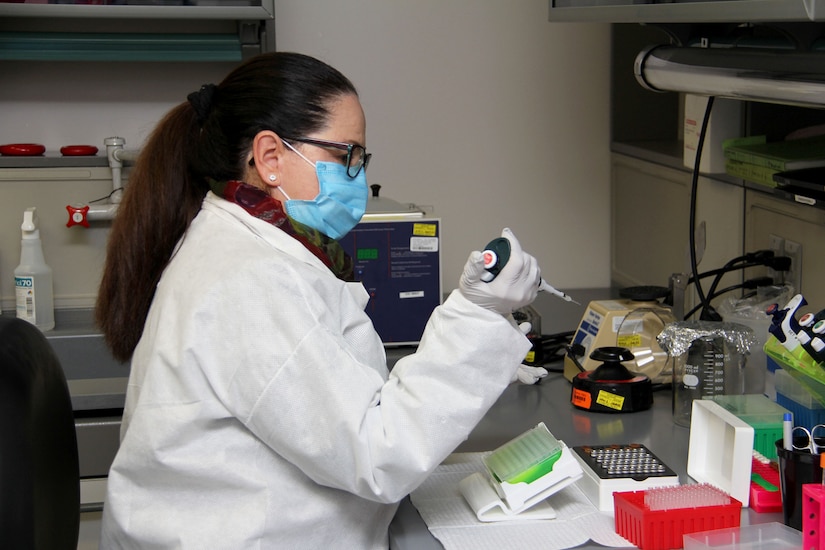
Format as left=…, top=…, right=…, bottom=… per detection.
left=683, top=94, right=742, bottom=174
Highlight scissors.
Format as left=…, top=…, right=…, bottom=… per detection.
left=792, top=424, right=825, bottom=454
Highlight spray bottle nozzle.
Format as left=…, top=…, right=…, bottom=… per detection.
left=22, top=207, right=37, bottom=232
left=21, top=207, right=40, bottom=239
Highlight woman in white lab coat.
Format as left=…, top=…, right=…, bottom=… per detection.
left=96, top=51, right=540, bottom=549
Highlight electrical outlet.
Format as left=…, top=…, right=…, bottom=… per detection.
left=768, top=234, right=785, bottom=255
left=784, top=239, right=803, bottom=294
left=768, top=234, right=785, bottom=284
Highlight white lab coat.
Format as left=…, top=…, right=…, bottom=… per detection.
left=100, top=192, right=530, bottom=549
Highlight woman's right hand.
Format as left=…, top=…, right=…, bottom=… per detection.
left=458, top=228, right=539, bottom=315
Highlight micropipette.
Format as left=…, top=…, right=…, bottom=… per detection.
left=538, top=279, right=580, bottom=305
left=481, top=236, right=580, bottom=305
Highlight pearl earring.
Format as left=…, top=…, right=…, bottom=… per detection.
left=269, top=174, right=277, bottom=182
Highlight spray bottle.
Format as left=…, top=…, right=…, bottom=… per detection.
left=14, top=207, right=54, bottom=331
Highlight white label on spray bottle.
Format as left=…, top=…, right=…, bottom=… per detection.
left=15, top=275, right=36, bottom=323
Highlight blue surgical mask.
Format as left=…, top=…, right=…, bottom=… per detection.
left=280, top=141, right=368, bottom=240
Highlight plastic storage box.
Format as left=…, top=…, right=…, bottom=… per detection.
left=710, top=394, right=789, bottom=459
left=803, top=484, right=825, bottom=550
left=682, top=522, right=802, bottom=549
left=688, top=400, right=754, bottom=507
left=765, top=336, right=825, bottom=406
left=749, top=454, right=782, bottom=513
left=614, top=484, right=741, bottom=550
left=774, top=367, right=825, bottom=428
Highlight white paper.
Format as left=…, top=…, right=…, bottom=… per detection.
left=409, top=452, right=634, bottom=550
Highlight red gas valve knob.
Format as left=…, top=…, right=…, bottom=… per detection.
left=66, top=204, right=90, bottom=228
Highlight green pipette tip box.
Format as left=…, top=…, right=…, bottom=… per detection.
left=483, top=423, right=563, bottom=485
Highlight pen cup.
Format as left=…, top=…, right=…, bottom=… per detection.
left=776, top=438, right=824, bottom=530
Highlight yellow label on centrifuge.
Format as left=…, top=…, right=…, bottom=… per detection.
left=617, top=334, right=642, bottom=348
left=596, top=390, right=625, bottom=411
left=413, top=223, right=437, bottom=237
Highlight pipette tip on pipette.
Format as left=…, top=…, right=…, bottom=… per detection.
left=539, top=279, right=580, bottom=305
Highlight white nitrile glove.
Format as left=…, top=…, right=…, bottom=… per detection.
left=459, top=228, right=540, bottom=315
left=509, top=320, right=549, bottom=384
left=512, top=364, right=549, bottom=385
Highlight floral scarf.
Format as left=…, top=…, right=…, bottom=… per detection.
left=208, top=179, right=354, bottom=281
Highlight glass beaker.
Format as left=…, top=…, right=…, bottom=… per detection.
left=664, top=321, right=755, bottom=427
left=672, top=336, right=726, bottom=427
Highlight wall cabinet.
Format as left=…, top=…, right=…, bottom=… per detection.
left=611, top=149, right=825, bottom=312
left=745, top=191, right=825, bottom=306
left=611, top=154, right=744, bottom=301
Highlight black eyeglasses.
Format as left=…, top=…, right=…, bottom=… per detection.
left=283, top=137, right=371, bottom=178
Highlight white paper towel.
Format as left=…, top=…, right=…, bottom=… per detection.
left=409, top=452, right=634, bottom=550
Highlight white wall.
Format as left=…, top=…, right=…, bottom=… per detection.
left=0, top=1, right=611, bottom=311
left=275, top=0, right=612, bottom=291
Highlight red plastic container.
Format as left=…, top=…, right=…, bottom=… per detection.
left=749, top=456, right=782, bottom=513
left=614, top=487, right=742, bottom=550
left=803, top=484, right=825, bottom=550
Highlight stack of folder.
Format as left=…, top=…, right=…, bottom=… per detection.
left=723, top=135, right=825, bottom=188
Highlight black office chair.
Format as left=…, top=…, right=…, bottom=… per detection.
left=0, top=316, right=80, bottom=550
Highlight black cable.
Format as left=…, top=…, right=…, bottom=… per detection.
left=564, top=342, right=587, bottom=372
left=689, top=96, right=715, bottom=320
left=684, top=276, right=775, bottom=319
left=704, top=250, right=774, bottom=305
left=685, top=257, right=790, bottom=286
left=538, top=331, right=575, bottom=365
left=683, top=256, right=790, bottom=319
left=89, top=187, right=124, bottom=203
left=703, top=251, right=785, bottom=318
left=711, top=278, right=774, bottom=300
left=687, top=263, right=762, bottom=285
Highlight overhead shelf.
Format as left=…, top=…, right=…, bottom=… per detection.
left=0, top=0, right=274, bottom=20
left=0, top=31, right=245, bottom=62
left=548, top=0, right=825, bottom=23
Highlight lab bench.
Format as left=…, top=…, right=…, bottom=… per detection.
left=33, top=308, right=128, bottom=511
left=388, top=373, right=786, bottom=549
left=39, top=287, right=789, bottom=549
left=388, top=289, right=786, bottom=549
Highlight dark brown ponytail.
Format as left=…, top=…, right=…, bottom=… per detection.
left=96, top=52, right=357, bottom=362
left=95, top=104, right=206, bottom=362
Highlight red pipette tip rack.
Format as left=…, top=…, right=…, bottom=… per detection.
left=614, top=484, right=742, bottom=550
